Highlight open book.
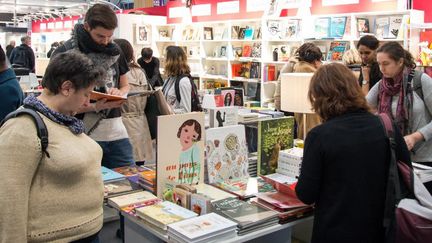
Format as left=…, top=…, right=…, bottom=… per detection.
left=90, top=91, right=148, bottom=101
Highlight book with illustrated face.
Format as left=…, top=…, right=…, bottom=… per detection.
left=221, top=89, right=235, bottom=106
left=206, top=125, right=249, bottom=184
left=157, top=113, right=205, bottom=198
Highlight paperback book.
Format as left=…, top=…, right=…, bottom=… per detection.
left=209, top=106, right=238, bottom=128
left=108, top=191, right=158, bottom=209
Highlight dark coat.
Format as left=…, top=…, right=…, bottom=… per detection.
left=0, top=68, right=24, bottom=121
left=296, top=110, right=411, bottom=243
left=9, top=44, right=35, bottom=73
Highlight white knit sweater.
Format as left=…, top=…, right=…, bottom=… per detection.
left=0, top=113, right=104, bottom=243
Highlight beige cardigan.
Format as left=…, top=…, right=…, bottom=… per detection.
left=0, top=113, right=104, bottom=242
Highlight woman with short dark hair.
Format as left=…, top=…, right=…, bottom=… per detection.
left=296, top=63, right=411, bottom=242
left=357, top=35, right=382, bottom=95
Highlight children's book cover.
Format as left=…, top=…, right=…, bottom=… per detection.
left=266, top=20, right=282, bottom=39
left=157, top=113, right=205, bottom=199
left=102, top=166, right=126, bottom=182
left=356, top=17, right=370, bottom=34
left=206, top=125, right=249, bottom=183
left=190, top=193, right=212, bottom=215
left=327, top=41, right=348, bottom=61
left=209, top=106, right=238, bottom=128
left=315, top=17, right=330, bottom=38
left=257, top=117, right=295, bottom=176
left=330, top=17, right=346, bottom=38
left=285, top=20, right=299, bottom=39
left=389, top=16, right=402, bottom=38
left=375, top=17, right=390, bottom=38
left=244, top=27, right=254, bottom=40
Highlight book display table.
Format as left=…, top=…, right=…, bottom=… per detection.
left=122, top=211, right=312, bottom=243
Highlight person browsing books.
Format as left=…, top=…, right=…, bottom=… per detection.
left=162, top=46, right=193, bottom=113
left=296, top=63, right=411, bottom=242
left=52, top=4, right=134, bottom=169
left=0, top=52, right=106, bottom=242
left=357, top=35, right=382, bottom=95
left=137, top=47, right=164, bottom=87
left=366, top=41, right=432, bottom=193
left=114, top=38, right=153, bottom=163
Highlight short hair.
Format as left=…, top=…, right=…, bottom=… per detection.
left=376, top=41, right=416, bottom=69
left=85, top=3, right=118, bottom=30
left=177, top=119, right=202, bottom=141
left=296, top=43, right=322, bottom=63
left=21, top=36, right=30, bottom=43
left=141, top=48, right=153, bottom=59
left=42, top=52, right=105, bottom=94
left=51, top=42, right=59, bottom=47
left=308, top=63, right=370, bottom=121
left=0, top=45, right=6, bottom=67
left=165, top=46, right=190, bottom=76
left=356, top=35, right=379, bottom=50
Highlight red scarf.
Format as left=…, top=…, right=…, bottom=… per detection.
left=378, top=67, right=411, bottom=135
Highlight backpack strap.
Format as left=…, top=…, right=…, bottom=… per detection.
left=0, top=107, right=50, bottom=158
left=412, top=70, right=423, bottom=100
left=174, top=74, right=190, bottom=103
left=378, top=113, right=401, bottom=234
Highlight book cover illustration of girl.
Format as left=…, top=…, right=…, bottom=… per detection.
left=177, top=119, right=202, bottom=184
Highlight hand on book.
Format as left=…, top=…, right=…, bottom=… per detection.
left=94, top=98, right=125, bottom=112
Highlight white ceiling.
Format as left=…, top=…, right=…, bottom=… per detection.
left=0, top=0, right=88, bottom=14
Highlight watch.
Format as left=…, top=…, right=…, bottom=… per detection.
left=362, top=80, right=369, bottom=85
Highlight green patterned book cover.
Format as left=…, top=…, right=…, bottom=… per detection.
left=257, top=117, right=295, bottom=175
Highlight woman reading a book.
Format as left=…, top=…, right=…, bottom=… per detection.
left=0, top=52, right=106, bottom=242
left=357, top=35, right=382, bottom=95
left=296, top=63, right=411, bottom=242
left=366, top=41, right=432, bottom=193
left=113, top=38, right=153, bottom=163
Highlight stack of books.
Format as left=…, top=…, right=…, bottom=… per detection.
left=113, top=164, right=147, bottom=185
left=212, top=177, right=275, bottom=200
left=135, top=201, right=198, bottom=230
left=167, top=213, right=237, bottom=243
left=276, top=147, right=303, bottom=178
left=107, top=190, right=159, bottom=211
left=102, top=166, right=141, bottom=199
left=211, top=197, right=279, bottom=235
left=137, top=165, right=156, bottom=193
left=248, top=152, right=258, bottom=177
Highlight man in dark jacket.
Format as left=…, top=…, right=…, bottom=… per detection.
left=0, top=45, right=24, bottom=121
left=9, top=36, right=35, bottom=73
left=137, top=47, right=163, bottom=87
left=5, top=40, right=15, bottom=59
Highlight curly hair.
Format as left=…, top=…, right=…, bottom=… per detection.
left=376, top=41, right=416, bottom=69
left=296, top=43, right=322, bottom=63
left=164, top=46, right=191, bottom=77
left=308, top=63, right=370, bottom=121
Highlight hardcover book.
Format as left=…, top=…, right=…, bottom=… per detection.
left=209, top=106, right=238, bottom=128
left=327, top=41, right=348, bottom=61
left=157, top=113, right=205, bottom=198
left=167, top=213, right=237, bottom=241
left=102, top=166, right=126, bottom=182
left=108, top=191, right=158, bottom=209
left=315, top=17, right=330, bottom=38
left=285, top=20, right=299, bottom=39
left=136, top=201, right=198, bottom=230
left=212, top=177, right=274, bottom=199
left=389, top=16, right=402, bottom=38
left=356, top=17, right=370, bottom=34
left=221, top=89, right=235, bottom=106
left=90, top=91, right=126, bottom=101
left=206, top=125, right=249, bottom=183
left=190, top=193, right=212, bottom=215
left=211, top=197, right=278, bottom=228
left=244, top=27, right=254, bottom=40
left=267, top=20, right=282, bottom=39
left=242, top=44, right=252, bottom=57
left=375, top=17, right=390, bottom=38
left=194, top=183, right=235, bottom=202
left=251, top=43, right=262, bottom=58
left=104, top=178, right=139, bottom=198
left=257, top=117, right=295, bottom=175
left=330, top=17, right=347, bottom=38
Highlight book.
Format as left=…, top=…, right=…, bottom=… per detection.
left=90, top=91, right=126, bottom=101
left=203, top=26, right=213, bottom=40
left=251, top=42, right=261, bottom=58
left=244, top=27, right=254, bottom=40
left=330, top=17, right=347, bottom=38
left=206, top=125, right=249, bottom=183
left=315, top=17, right=330, bottom=38
left=136, top=201, right=198, bottom=230
left=356, top=17, right=370, bottom=34
left=285, top=20, right=299, bottom=39
left=157, top=113, right=205, bottom=198
left=266, top=20, right=282, bottom=39
left=167, top=213, right=237, bottom=242
left=278, top=45, right=290, bottom=62
left=389, top=16, right=402, bottom=38
left=327, top=41, right=348, bottom=61
left=172, top=187, right=192, bottom=209
left=231, top=25, right=240, bottom=39
left=108, top=191, right=158, bottom=209
left=257, top=117, right=295, bottom=175
left=104, top=178, right=140, bottom=198
left=233, top=88, right=244, bottom=106
left=190, top=193, right=212, bottom=215
left=242, top=44, right=252, bottom=57
left=221, top=89, right=235, bottom=106
left=101, top=166, right=126, bottom=182
left=211, top=197, right=278, bottom=229
left=375, top=17, right=390, bottom=38
left=212, top=177, right=275, bottom=199
left=194, top=183, right=234, bottom=202
left=209, top=106, right=238, bottom=128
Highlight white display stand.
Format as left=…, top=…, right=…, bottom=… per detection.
left=122, top=211, right=313, bottom=243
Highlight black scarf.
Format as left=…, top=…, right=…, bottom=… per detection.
left=74, top=24, right=120, bottom=56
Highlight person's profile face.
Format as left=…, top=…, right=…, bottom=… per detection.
left=377, top=52, right=404, bottom=78
left=66, top=84, right=95, bottom=116
left=85, top=24, right=114, bottom=46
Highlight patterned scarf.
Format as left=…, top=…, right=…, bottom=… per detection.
left=378, top=67, right=412, bottom=135
left=23, top=95, right=84, bottom=135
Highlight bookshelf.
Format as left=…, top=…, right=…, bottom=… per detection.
left=149, top=9, right=424, bottom=108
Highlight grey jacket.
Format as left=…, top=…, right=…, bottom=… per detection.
left=366, top=72, right=432, bottom=162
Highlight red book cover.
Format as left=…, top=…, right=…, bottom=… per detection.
left=231, top=63, right=242, bottom=77
left=214, top=95, right=224, bottom=107
left=267, top=65, right=276, bottom=81
left=242, top=44, right=252, bottom=57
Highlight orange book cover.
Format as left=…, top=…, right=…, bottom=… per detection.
left=242, top=44, right=252, bottom=57
left=90, top=91, right=126, bottom=101
left=231, top=63, right=242, bottom=77
left=268, top=65, right=276, bottom=81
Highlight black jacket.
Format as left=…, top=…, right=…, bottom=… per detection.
left=9, top=44, right=35, bottom=73
left=296, top=110, right=411, bottom=243
left=358, top=62, right=382, bottom=89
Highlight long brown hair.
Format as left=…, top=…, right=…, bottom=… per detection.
left=308, top=63, right=370, bottom=121
left=164, top=46, right=190, bottom=77
left=376, top=41, right=416, bottom=69
left=113, top=38, right=140, bottom=69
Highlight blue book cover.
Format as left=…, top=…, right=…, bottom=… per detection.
left=315, top=17, right=330, bottom=39
left=244, top=28, right=254, bottom=40
left=101, top=166, right=126, bottom=182
left=330, top=17, right=347, bottom=38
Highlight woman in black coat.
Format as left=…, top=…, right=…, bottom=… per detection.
left=295, top=63, right=411, bottom=243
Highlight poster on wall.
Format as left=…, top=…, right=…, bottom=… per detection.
left=135, top=24, right=151, bottom=45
